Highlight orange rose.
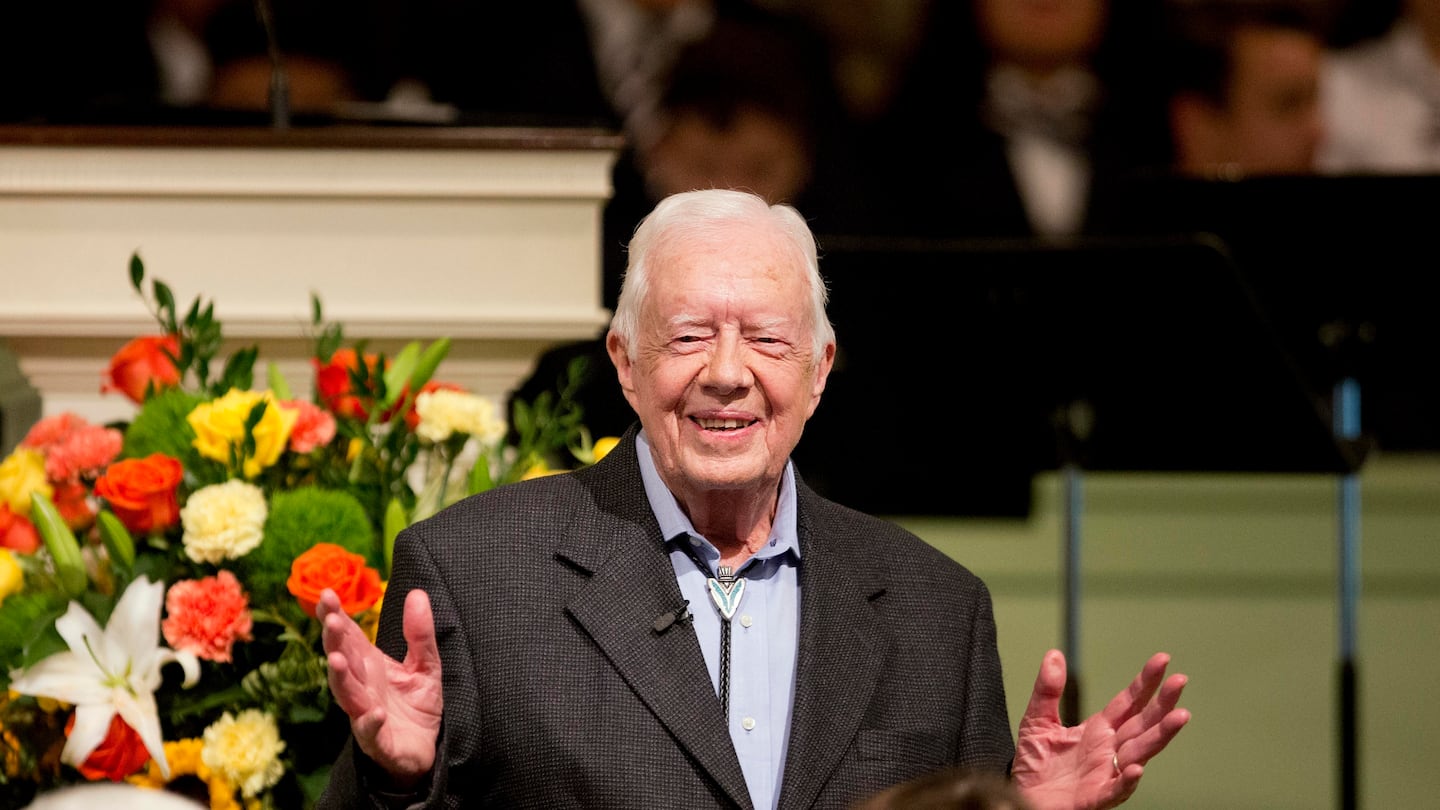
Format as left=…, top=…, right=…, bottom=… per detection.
left=0, top=503, right=40, bottom=554
left=102, top=335, right=181, bottom=405
left=64, top=712, right=150, bottom=781
left=93, top=454, right=184, bottom=534
left=287, top=542, right=383, bottom=618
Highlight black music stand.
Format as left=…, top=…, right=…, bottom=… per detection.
left=794, top=233, right=1360, bottom=729
left=1090, top=172, right=1440, bottom=810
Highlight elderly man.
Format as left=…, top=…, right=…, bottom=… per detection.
left=316, top=188, right=1189, bottom=809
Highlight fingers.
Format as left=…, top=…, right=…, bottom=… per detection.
left=1119, top=669, right=1186, bottom=737
left=1116, top=671, right=1191, bottom=767
left=1101, top=651, right=1171, bottom=727
left=401, top=588, right=441, bottom=673
left=1118, top=706, right=1191, bottom=771
left=1019, top=649, right=1067, bottom=727
left=320, top=587, right=384, bottom=720
left=320, top=589, right=371, bottom=659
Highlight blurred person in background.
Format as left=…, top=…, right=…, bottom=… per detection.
left=851, top=766, right=1035, bottom=810
left=1319, top=0, right=1440, bottom=172
left=1164, top=0, right=1327, bottom=178
left=740, top=0, right=934, bottom=127
left=200, top=0, right=392, bottom=118
left=861, top=0, right=1172, bottom=241
left=512, top=3, right=860, bottom=441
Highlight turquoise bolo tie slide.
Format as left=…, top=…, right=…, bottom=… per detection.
left=708, top=565, right=745, bottom=621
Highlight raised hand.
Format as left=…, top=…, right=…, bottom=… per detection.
left=319, top=587, right=444, bottom=786
left=1011, top=649, right=1190, bottom=810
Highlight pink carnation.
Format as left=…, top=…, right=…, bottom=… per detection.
left=162, top=570, right=254, bottom=663
left=22, top=413, right=123, bottom=482
left=22, top=413, right=87, bottom=449
left=281, top=399, right=337, bottom=454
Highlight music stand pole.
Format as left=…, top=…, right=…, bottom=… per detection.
left=1055, top=400, right=1092, bottom=726
left=1061, top=459, right=1083, bottom=726
left=1335, top=377, right=1361, bottom=810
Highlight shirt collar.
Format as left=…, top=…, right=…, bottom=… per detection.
left=635, top=429, right=801, bottom=562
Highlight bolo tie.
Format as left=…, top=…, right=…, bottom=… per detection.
left=707, top=564, right=747, bottom=719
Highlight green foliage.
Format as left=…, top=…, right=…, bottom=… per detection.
left=0, top=590, right=69, bottom=689
left=506, top=353, right=592, bottom=483
left=129, top=251, right=251, bottom=397
left=96, top=510, right=136, bottom=571
left=120, top=385, right=205, bottom=464
left=242, top=650, right=331, bottom=725
left=29, top=494, right=86, bottom=598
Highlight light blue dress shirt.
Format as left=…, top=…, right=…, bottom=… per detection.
left=635, top=431, right=800, bottom=810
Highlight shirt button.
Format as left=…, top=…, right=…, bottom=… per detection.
left=740, top=614, right=753, bottom=628
left=741, top=717, right=756, bottom=731
left=688, top=536, right=701, bottom=546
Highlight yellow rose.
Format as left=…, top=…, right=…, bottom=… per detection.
left=188, top=390, right=298, bottom=478
left=0, top=549, right=22, bottom=604
left=0, top=449, right=51, bottom=517
left=593, top=436, right=621, bottom=462
left=521, top=463, right=563, bottom=480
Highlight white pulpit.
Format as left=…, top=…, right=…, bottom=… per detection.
left=0, top=125, right=623, bottom=424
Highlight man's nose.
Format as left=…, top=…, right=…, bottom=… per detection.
left=702, top=332, right=753, bottom=393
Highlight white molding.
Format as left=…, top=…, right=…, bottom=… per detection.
left=0, top=147, right=615, bottom=199
left=0, top=127, right=621, bottom=423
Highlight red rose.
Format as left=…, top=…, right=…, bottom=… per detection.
left=313, top=347, right=374, bottom=417
left=50, top=481, right=96, bottom=532
left=0, top=504, right=40, bottom=554
left=93, top=454, right=184, bottom=534
left=287, top=542, right=383, bottom=618
left=64, top=712, right=151, bottom=781
left=102, top=335, right=181, bottom=405
left=313, top=348, right=390, bottom=421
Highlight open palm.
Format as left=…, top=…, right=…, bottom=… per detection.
left=1012, top=649, right=1190, bottom=810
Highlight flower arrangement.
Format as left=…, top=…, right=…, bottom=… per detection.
left=0, top=255, right=615, bottom=809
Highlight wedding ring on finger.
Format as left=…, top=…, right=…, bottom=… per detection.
left=1112, top=751, right=1121, bottom=775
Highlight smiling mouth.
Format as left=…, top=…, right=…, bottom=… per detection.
left=693, top=417, right=755, bottom=431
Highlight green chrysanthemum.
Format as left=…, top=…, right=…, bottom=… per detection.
left=237, top=486, right=376, bottom=606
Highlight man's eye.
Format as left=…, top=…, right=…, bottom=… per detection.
left=676, top=335, right=703, bottom=343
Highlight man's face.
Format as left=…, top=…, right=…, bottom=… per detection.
left=1220, top=27, right=1323, bottom=173
left=976, top=0, right=1108, bottom=72
left=608, top=219, right=834, bottom=501
left=645, top=106, right=813, bottom=207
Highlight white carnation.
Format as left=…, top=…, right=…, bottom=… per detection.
left=415, top=389, right=507, bottom=445
left=180, top=479, right=267, bottom=564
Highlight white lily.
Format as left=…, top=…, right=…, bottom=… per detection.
left=8, top=575, right=200, bottom=778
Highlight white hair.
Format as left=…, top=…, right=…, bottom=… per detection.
left=610, top=188, right=834, bottom=360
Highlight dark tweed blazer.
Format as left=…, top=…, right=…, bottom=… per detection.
left=319, top=427, right=1014, bottom=809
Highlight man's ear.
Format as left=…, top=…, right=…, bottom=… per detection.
left=805, top=340, right=837, bottom=419
left=606, top=329, right=640, bottom=407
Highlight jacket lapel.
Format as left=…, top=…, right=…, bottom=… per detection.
left=777, top=493, right=886, bottom=810
left=560, top=434, right=753, bottom=809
